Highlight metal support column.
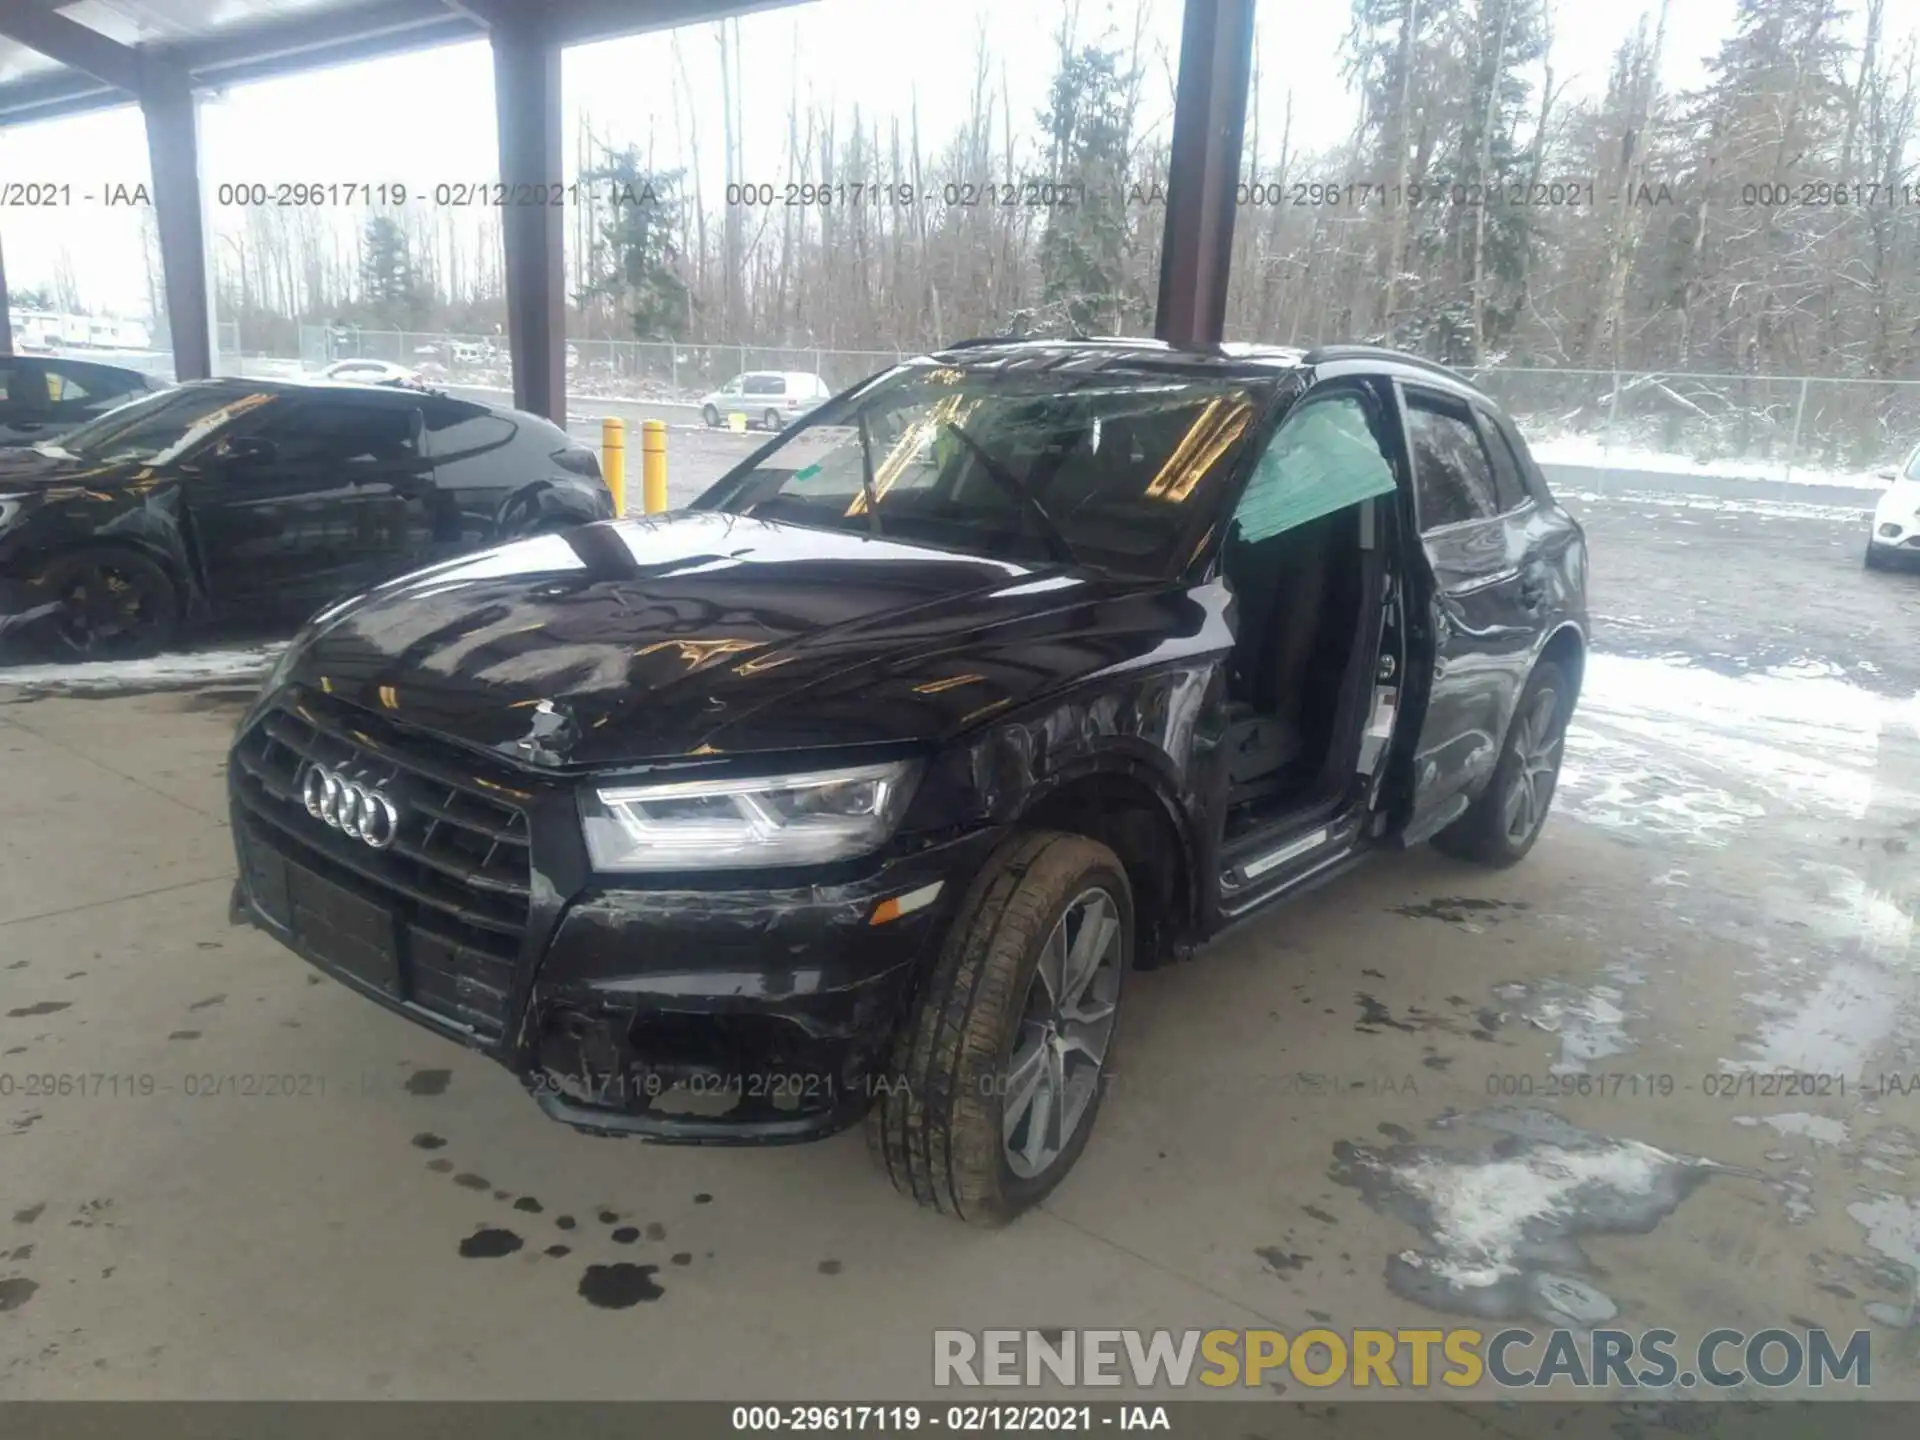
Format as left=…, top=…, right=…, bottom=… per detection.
left=1154, top=0, right=1255, bottom=347
left=141, top=59, right=214, bottom=380
left=491, top=14, right=565, bottom=423
left=0, top=231, right=12, bottom=355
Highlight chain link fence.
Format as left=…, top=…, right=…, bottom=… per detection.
left=250, top=328, right=1920, bottom=487
left=296, top=324, right=906, bottom=402
left=1458, top=366, right=1920, bottom=488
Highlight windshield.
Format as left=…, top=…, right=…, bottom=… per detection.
left=36, top=385, right=275, bottom=466
left=692, top=364, right=1272, bottom=576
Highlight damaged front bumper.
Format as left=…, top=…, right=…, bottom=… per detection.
left=230, top=794, right=999, bottom=1145
left=520, top=840, right=995, bottom=1144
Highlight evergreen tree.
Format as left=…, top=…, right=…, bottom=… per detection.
left=580, top=149, right=691, bottom=341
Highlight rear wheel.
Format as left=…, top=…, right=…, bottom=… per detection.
left=868, top=831, right=1131, bottom=1225
left=763, top=409, right=783, bottom=432
left=28, top=546, right=178, bottom=661
left=1433, top=660, right=1571, bottom=868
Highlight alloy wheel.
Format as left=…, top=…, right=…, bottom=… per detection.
left=51, top=560, right=168, bottom=659
left=1002, top=886, right=1123, bottom=1180
left=1502, top=686, right=1564, bottom=846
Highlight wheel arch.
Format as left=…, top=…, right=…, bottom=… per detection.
left=1012, top=757, right=1197, bottom=969
left=1536, top=621, right=1586, bottom=711
left=32, top=533, right=194, bottom=617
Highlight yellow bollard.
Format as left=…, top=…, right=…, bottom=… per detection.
left=601, top=416, right=626, bottom=516
left=641, top=419, right=669, bottom=514
left=727, top=411, right=747, bottom=435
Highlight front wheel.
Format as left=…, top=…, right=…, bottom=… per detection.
left=868, top=831, right=1131, bottom=1225
left=1865, top=542, right=1887, bottom=571
left=1432, top=660, right=1572, bottom=868
left=28, top=545, right=179, bottom=660
left=702, top=405, right=720, bottom=428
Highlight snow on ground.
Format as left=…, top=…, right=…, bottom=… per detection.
left=1532, top=433, right=1899, bottom=489
left=1559, top=489, right=1873, bottom=524
left=0, top=644, right=284, bottom=697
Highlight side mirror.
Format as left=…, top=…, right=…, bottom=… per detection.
left=220, top=435, right=277, bottom=466
left=1875, top=466, right=1900, bottom=482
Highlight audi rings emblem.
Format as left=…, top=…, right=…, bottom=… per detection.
left=300, top=763, right=401, bottom=849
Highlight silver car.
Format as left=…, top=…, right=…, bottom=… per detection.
left=699, top=371, right=833, bottom=431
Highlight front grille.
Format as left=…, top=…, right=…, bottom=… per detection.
left=232, top=691, right=534, bottom=1040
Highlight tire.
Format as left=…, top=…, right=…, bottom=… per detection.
left=1865, top=542, right=1886, bottom=571
left=702, top=405, right=720, bottom=428
left=868, top=830, right=1132, bottom=1226
left=1432, top=659, right=1572, bottom=868
left=27, top=545, right=179, bottom=661
left=763, top=409, right=783, bottom=432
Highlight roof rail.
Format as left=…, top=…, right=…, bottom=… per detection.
left=937, top=336, right=1018, bottom=350
left=1301, top=344, right=1467, bottom=382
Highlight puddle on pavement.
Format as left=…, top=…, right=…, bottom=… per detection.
left=1844, top=1194, right=1920, bottom=1329
left=1493, top=957, right=1647, bottom=1075
left=1732, top=1112, right=1850, bottom=1146
left=1561, top=654, right=1920, bottom=847
left=1724, top=867, right=1917, bottom=1079
left=1331, top=1107, right=1732, bottom=1327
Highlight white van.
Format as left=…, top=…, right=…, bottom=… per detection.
left=698, top=371, right=833, bottom=431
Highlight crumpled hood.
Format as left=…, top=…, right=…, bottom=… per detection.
left=285, top=512, right=1208, bottom=769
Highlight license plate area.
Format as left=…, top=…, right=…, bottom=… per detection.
left=247, top=835, right=403, bottom=998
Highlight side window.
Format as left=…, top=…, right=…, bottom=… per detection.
left=1476, top=409, right=1533, bottom=512
left=744, top=375, right=784, bottom=397
left=265, top=402, right=418, bottom=467
left=423, top=401, right=516, bottom=462
left=1231, top=392, right=1397, bottom=544
left=46, top=367, right=94, bottom=405
left=1405, top=393, right=1500, bottom=530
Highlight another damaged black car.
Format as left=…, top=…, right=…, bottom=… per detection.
left=0, top=378, right=609, bottom=658
left=226, top=340, right=1588, bottom=1225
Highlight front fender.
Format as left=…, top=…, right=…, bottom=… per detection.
left=900, top=658, right=1230, bottom=948
left=1, top=482, right=205, bottom=618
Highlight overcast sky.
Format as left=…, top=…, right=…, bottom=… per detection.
left=0, top=0, right=1833, bottom=321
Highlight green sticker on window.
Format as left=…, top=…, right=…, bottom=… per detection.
left=1232, top=398, right=1396, bottom=542
left=795, top=463, right=821, bottom=482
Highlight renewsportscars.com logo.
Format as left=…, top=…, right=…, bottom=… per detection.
left=933, top=1327, right=1873, bottom=1390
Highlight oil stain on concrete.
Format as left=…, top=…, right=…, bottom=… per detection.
left=1332, top=1106, right=1731, bottom=1326
left=0, top=1278, right=38, bottom=1312
left=405, top=1069, right=452, bottom=1097
left=579, top=1263, right=664, bottom=1308
left=458, top=1228, right=523, bottom=1259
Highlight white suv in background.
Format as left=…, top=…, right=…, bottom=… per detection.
left=699, top=371, right=832, bottom=431
left=1868, top=445, right=1920, bottom=570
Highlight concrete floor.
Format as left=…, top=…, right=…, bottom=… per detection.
left=1, top=500, right=1918, bottom=1403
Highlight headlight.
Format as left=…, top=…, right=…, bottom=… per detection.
left=255, top=640, right=301, bottom=699
left=579, top=759, right=919, bottom=872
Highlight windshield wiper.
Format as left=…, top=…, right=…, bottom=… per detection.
left=941, top=421, right=1079, bottom=567
left=855, top=413, right=883, bottom=536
